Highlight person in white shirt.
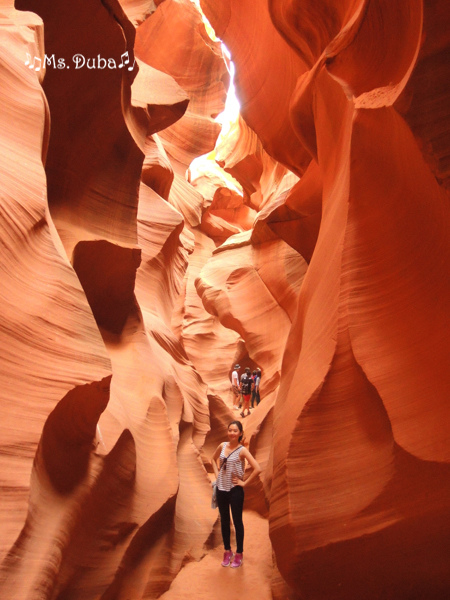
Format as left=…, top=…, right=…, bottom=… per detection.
left=231, top=364, right=241, bottom=409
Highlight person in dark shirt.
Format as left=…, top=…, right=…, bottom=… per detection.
left=240, top=368, right=253, bottom=417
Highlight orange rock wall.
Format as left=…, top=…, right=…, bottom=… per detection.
left=1, top=0, right=449, bottom=599
left=201, top=0, right=450, bottom=597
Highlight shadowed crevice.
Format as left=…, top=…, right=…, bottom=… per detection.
left=39, top=376, right=112, bottom=494
left=51, top=428, right=138, bottom=599
left=100, top=494, right=177, bottom=600
left=72, top=240, right=142, bottom=335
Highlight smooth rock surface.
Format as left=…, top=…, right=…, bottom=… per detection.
left=1, top=0, right=449, bottom=598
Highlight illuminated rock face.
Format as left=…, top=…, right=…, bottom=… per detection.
left=0, top=2, right=217, bottom=598
left=1, top=1, right=449, bottom=600
left=200, top=0, right=450, bottom=598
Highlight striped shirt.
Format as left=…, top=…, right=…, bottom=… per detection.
left=217, top=443, right=245, bottom=491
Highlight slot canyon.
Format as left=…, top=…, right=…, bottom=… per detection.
left=1, top=0, right=449, bottom=598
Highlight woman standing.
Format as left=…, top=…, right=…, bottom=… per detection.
left=211, top=421, right=262, bottom=568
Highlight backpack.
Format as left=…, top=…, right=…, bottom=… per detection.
left=241, top=375, right=252, bottom=395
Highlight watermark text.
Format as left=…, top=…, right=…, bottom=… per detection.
left=25, top=51, right=135, bottom=72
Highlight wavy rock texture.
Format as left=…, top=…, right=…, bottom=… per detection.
left=199, top=0, right=450, bottom=598
left=0, top=1, right=230, bottom=598
left=199, top=0, right=312, bottom=176
left=0, top=6, right=112, bottom=597
left=1, top=0, right=450, bottom=599
left=200, top=0, right=450, bottom=598
left=135, top=0, right=228, bottom=167
left=119, top=0, right=158, bottom=28
left=214, top=115, right=301, bottom=221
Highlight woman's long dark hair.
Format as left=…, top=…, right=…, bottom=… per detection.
left=228, top=420, right=244, bottom=443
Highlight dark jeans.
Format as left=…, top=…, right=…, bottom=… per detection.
left=251, top=390, right=260, bottom=407
left=217, top=486, right=245, bottom=553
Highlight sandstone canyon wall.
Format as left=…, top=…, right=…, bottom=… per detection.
left=0, top=0, right=449, bottom=599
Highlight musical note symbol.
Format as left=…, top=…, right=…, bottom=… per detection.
left=26, top=55, right=42, bottom=71
left=118, top=51, right=130, bottom=68
left=127, top=59, right=136, bottom=72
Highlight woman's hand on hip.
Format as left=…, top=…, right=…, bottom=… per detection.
left=232, top=474, right=245, bottom=487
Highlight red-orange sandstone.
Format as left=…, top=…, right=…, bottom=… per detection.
left=0, top=0, right=449, bottom=598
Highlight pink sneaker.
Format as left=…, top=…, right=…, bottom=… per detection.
left=230, top=552, right=243, bottom=568
left=221, top=550, right=234, bottom=567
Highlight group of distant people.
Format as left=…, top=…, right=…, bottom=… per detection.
left=230, top=364, right=261, bottom=418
